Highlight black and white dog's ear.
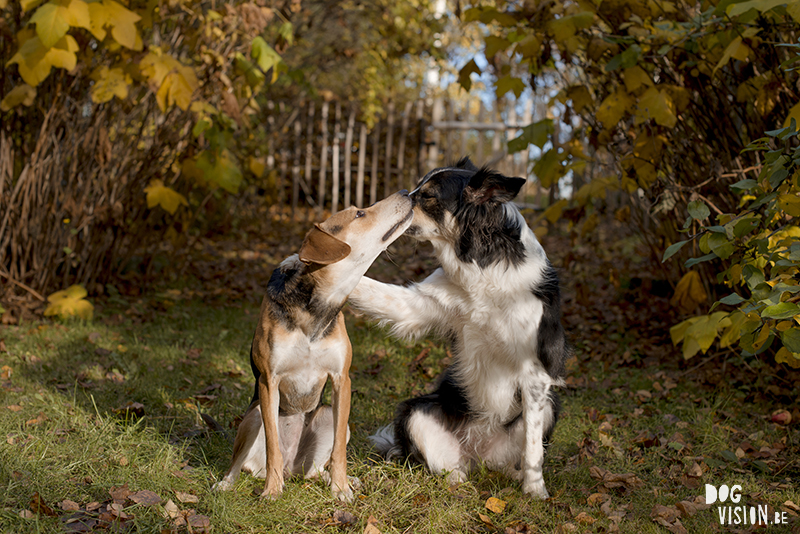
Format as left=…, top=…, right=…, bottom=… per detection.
left=298, top=224, right=351, bottom=265
left=465, top=168, right=526, bottom=204
left=455, top=156, right=479, bottom=171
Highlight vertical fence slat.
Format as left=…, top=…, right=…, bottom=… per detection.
left=428, top=97, right=444, bottom=170
left=507, top=97, right=518, bottom=179
left=343, top=107, right=355, bottom=209
left=492, top=105, right=502, bottom=165
left=444, top=100, right=454, bottom=165
left=476, top=102, right=485, bottom=165
left=304, top=102, right=315, bottom=216
left=416, top=99, right=425, bottom=181
left=356, top=123, right=367, bottom=207
left=331, top=102, right=341, bottom=213
left=396, top=101, right=412, bottom=191
left=277, top=102, right=287, bottom=208
left=370, top=120, right=381, bottom=206
left=318, top=101, right=330, bottom=216
left=383, top=102, right=395, bottom=198
left=291, top=114, right=301, bottom=219
left=460, top=102, right=469, bottom=159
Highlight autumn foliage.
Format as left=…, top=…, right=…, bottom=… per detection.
left=459, top=0, right=800, bottom=366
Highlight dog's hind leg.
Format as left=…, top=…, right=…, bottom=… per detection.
left=405, top=409, right=466, bottom=484
left=213, top=402, right=265, bottom=491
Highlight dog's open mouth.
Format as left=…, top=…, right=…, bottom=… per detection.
left=382, top=208, right=414, bottom=242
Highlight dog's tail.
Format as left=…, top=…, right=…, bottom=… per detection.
left=368, top=425, right=402, bottom=460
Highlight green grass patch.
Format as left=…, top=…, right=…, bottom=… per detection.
left=0, top=300, right=797, bottom=533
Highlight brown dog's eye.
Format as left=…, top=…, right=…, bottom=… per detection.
left=355, top=210, right=365, bottom=218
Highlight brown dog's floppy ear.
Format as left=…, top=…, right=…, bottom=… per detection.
left=298, top=224, right=351, bottom=265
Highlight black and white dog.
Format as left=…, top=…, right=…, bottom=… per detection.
left=348, top=157, right=567, bottom=499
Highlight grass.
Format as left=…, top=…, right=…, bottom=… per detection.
left=0, top=298, right=797, bottom=534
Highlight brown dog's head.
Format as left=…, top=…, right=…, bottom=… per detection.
left=298, top=190, right=414, bottom=273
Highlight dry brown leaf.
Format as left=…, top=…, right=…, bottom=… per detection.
left=60, top=499, right=80, bottom=512
left=175, top=491, right=199, bottom=504
left=364, top=515, right=382, bottom=534
left=1, top=365, right=12, bottom=380
left=29, top=492, right=57, bottom=516
left=587, top=492, right=611, bottom=506
left=651, top=504, right=688, bottom=534
left=19, top=509, right=34, bottom=519
left=129, top=489, right=162, bottom=506
left=574, top=511, right=596, bottom=524
left=478, top=513, right=495, bottom=528
left=589, top=466, right=644, bottom=490
left=331, top=510, right=357, bottom=526
left=162, top=499, right=180, bottom=519
left=109, top=483, right=132, bottom=503
left=187, top=514, right=211, bottom=533
left=486, top=496, right=507, bottom=513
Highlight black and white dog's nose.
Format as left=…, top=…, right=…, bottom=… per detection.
left=399, top=189, right=409, bottom=196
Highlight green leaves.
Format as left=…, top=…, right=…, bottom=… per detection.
left=508, top=119, right=553, bottom=153
left=458, top=59, right=481, bottom=92
left=687, top=200, right=710, bottom=220
left=251, top=37, right=282, bottom=81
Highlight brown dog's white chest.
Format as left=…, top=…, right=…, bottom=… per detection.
left=269, top=318, right=351, bottom=416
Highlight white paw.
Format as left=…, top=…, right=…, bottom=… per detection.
left=522, top=479, right=550, bottom=499
left=333, top=485, right=354, bottom=503
left=445, top=469, right=468, bottom=485
left=212, top=479, right=234, bottom=492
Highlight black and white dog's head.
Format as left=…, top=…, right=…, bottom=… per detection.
left=408, top=157, right=528, bottom=268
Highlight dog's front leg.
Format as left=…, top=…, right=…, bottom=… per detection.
left=521, top=374, right=553, bottom=499
left=258, top=374, right=285, bottom=499
left=328, top=371, right=353, bottom=502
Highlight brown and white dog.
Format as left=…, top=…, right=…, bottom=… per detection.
left=213, top=191, right=413, bottom=501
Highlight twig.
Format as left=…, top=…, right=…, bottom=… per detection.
left=0, top=270, right=46, bottom=301
left=678, top=351, right=727, bottom=378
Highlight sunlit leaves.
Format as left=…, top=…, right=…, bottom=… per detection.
left=87, top=0, right=141, bottom=50
left=144, top=179, right=188, bottom=215
left=44, top=284, right=93, bottom=320
left=140, top=48, right=197, bottom=111
left=7, top=34, right=78, bottom=86
left=596, top=89, right=633, bottom=129
left=90, top=66, right=130, bottom=103
left=0, top=84, right=36, bottom=111
left=251, top=37, right=282, bottom=81
left=30, top=0, right=90, bottom=48
left=670, top=311, right=729, bottom=359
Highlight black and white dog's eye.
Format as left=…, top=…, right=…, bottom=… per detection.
left=355, top=210, right=365, bottom=218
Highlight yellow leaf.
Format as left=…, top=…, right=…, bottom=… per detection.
left=485, top=497, right=507, bottom=513
left=90, top=66, right=131, bottom=103
left=778, top=194, right=800, bottom=217
left=623, top=66, right=652, bottom=93
left=6, top=34, right=78, bottom=86
left=785, top=101, right=800, bottom=128
left=30, top=2, right=70, bottom=48
left=776, top=347, right=800, bottom=368
left=596, top=89, right=633, bottom=129
left=44, top=284, right=94, bottom=320
left=144, top=179, right=188, bottom=214
left=542, top=199, right=568, bottom=223
left=635, top=87, right=677, bottom=128
left=719, top=311, right=746, bottom=348
left=88, top=0, right=141, bottom=49
left=149, top=55, right=197, bottom=112
left=548, top=12, right=594, bottom=42
left=671, top=270, right=707, bottom=313
left=0, top=84, right=37, bottom=111
left=566, top=85, right=593, bottom=113
left=21, top=0, right=44, bottom=11
left=248, top=157, right=265, bottom=177
left=714, top=36, right=750, bottom=75
left=140, top=47, right=180, bottom=89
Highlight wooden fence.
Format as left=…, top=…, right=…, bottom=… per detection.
left=260, top=96, right=540, bottom=218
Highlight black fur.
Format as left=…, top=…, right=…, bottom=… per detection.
left=531, top=262, right=568, bottom=379
left=411, top=158, right=527, bottom=267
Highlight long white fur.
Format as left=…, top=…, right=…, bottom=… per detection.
left=350, top=196, right=562, bottom=499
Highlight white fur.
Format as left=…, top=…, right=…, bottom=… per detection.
left=350, top=202, right=560, bottom=498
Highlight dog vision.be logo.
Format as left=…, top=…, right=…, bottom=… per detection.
left=705, top=484, right=788, bottom=527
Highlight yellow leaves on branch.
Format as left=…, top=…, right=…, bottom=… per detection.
left=7, top=33, right=78, bottom=86
left=30, top=0, right=90, bottom=48
left=87, top=0, right=142, bottom=50
left=44, top=284, right=94, bottom=320
left=90, top=66, right=131, bottom=103
left=596, top=89, right=633, bottom=129
left=144, top=179, right=188, bottom=215
left=140, top=48, right=198, bottom=111
left=635, top=87, right=677, bottom=128
left=0, top=84, right=37, bottom=111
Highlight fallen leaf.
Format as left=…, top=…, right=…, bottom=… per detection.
left=187, top=514, right=210, bottom=532
left=129, top=489, right=162, bottom=506
left=175, top=491, right=199, bottom=504
left=675, top=501, right=698, bottom=517
left=19, top=509, right=34, bottom=519
left=30, top=492, right=57, bottom=516
left=651, top=504, right=688, bottom=534
left=331, top=510, right=357, bottom=526
left=1, top=365, right=12, bottom=380
left=109, top=484, right=132, bottom=503
left=587, top=493, right=611, bottom=505
left=478, top=513, right=495, bottom=528
left=60, top=499, right=80, bottom=511
left=162, top=499, right=180, bottom=519
left=486, top=496, right=507, bottom=513
left=589, top=466, right=644, bottom=490
left=574, top=511, right=596, bottom=524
